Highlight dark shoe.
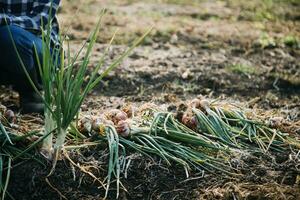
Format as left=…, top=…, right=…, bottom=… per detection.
left=0, top=70, right=11, bottom=86
left=19, top=92, right=44, bottom=114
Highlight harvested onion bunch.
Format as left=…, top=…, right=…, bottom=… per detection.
left=182, top=98, right=299, bottom=153
left=77, top=109, right=132, bottom=138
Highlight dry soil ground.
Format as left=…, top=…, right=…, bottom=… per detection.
left=1, top=0, right=300, bottom=199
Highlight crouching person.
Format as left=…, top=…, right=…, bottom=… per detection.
left=0, top=0, right=61, bottom=114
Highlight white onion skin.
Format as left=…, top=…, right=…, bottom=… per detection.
left=189, top=98, right=201, bottom=108
left=199, top=99, right=210, bottom=110
left=187, top=97, right=211, bottom=111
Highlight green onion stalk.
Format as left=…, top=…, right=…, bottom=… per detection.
left=35, top=19, right=60, bottom=160
left=48, top=14, right=152, bottom=173
left=0, top=122, right=46, bottom=199
left=96, top=124, right=236, bottom=199
left=124, top=108, right=228, bottom=152
left=87, top=125, right=127, bottom=199
left=191, top=102, right=300, bottom=153
left=0, top=122, right=13, bottom=199
left=125, top=131, right=236, bottom=176
left=149, top=112, right=226, bottom=151
left=94, top=111, right=238, bottom=178
left=103, top=126, right=126, bottom=199
left=88, top=109, right=238, bottom=198
left=0, top=155, right=11, bottom=200
left=216, top=106, right=300, bottom=151
left=133, top=112, right=234, bottom=173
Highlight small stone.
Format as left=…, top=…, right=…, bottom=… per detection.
left=182, top=70, right=191, bottom=79
left=170, top=33, right=178, bottom=44
left=4, top=109, right=16, bottom=123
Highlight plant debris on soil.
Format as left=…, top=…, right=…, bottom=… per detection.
left=1, top=0, right=300, bottom=199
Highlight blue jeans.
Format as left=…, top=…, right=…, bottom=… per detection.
left=0, top=25, right=43, bottom=91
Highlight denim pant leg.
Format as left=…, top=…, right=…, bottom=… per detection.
left=0, top=25, right=43, bottom=91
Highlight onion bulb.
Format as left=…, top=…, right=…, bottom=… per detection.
left=269, top=117, right=284, bottom=128
left=199, top=99, right=210, bottom=111
left=189, top=98, right=201, bottom=108
left=91, top=116, right=104, bottom=131
left=77, top=117, right=92, bottom=133
left=91, top=115, right=114, bottom=135
left=105, top=109, right=128, bottom=125
left=182, top=112, right=197, bottom=130
left=116, top=120, right=131, bottom=138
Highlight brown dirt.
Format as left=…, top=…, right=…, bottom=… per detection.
left=1, top=0, right=300, bottom=199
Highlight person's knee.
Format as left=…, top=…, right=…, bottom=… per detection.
left=0, top=25, right=41, bottom=72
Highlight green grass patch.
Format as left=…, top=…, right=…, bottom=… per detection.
left=226, top=64, right=258, bottom=75
left=282, top=35, right=299, bottom=48
left=255, top=33, right=299, bottom=49
left=257, top=33, right=276, bottom=48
